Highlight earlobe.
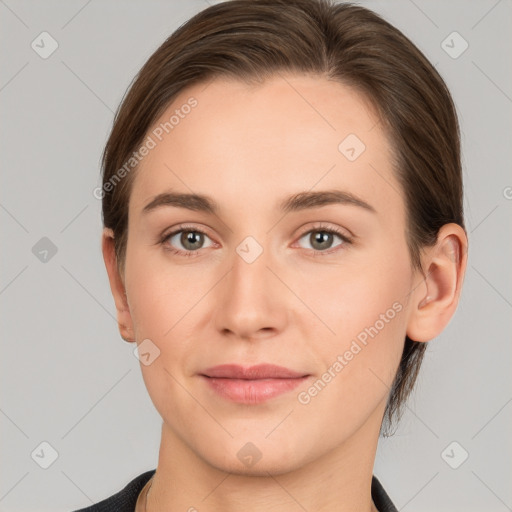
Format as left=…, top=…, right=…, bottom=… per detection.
left=101, top=228, right=136, bottom=343
left=406, top=223, right=468, bottom=343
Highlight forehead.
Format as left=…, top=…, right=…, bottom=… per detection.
left=130, top=73, right=401, bottom=219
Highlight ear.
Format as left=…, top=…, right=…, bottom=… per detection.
left=101, top=228, right=135, bottom=343
left=406, top=223, right=468, bottom=342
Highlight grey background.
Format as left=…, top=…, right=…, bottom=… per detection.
left=1, top=0, right=511, bottom=511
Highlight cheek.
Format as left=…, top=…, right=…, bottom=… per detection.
left=294, top=277, right=407, bottom=433
left=303, top=249, right=411, bottom=389
left=309, top=256, right=409, bottom=339
left=124, top=244, right=207, bottom=337
left=124, top=249, right=205, bottom=417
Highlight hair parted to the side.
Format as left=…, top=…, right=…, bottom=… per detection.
left=100, top=0, right=464, bottom=434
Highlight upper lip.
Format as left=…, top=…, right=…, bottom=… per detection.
left=200, top=364, right=308, bottom=379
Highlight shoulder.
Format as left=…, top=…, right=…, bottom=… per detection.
left=71, top=469, right=156, bottom=512
left=372, top=475, right=398, bottom=512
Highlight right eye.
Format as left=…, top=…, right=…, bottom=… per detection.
left=161, top=226, right=215, bottom=256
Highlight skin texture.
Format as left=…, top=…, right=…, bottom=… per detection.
left=102, top=73, right=468, bottom=512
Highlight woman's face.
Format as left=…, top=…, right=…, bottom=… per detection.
left=122, top=74, right=420, bottom=474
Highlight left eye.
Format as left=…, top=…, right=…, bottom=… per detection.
left=297, top=229, right=347, bottom=252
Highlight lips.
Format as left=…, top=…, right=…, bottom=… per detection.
left=201, top=363, right=308, bottom=379
left=199, top=364, right=311, bottom=404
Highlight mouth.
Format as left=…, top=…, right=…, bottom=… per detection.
left=199, top=364, right=311, bottom=404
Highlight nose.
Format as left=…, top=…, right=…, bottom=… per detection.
left=214, top=241, right=289, bottom=341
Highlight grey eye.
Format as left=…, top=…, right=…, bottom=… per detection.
left=298, top=230, right=345, bottom=251
left=168, top=230, right=213, bottom=251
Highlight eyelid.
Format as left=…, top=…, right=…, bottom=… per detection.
left=160, top=223, right=214, bottom=241
left=294, top=222, right=354, bottom=243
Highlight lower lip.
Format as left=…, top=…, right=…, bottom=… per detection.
left=201, top=375, right=310, bottom=404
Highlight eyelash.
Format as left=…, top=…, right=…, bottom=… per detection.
left=159, top=223, right=353, bottom=258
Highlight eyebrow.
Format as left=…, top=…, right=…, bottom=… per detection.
left=142, top=189, right=376, bottom=215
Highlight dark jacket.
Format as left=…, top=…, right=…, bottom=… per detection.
left=73, top=470, right=398, bottom=512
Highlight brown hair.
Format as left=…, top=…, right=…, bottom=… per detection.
left=100, top=0, right=464, bottom=433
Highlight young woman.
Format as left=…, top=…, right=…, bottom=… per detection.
left=75, top=0, right=467, bottom=510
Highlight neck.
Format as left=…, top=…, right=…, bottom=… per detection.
left=147, top=409, right=383, bottom=512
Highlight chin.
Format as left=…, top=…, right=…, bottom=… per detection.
left=196, top=435, right=313, bottom=477
left=209, top=452, right=302, bottom=477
